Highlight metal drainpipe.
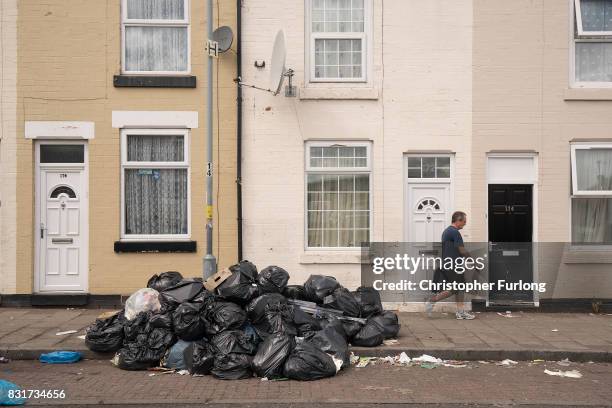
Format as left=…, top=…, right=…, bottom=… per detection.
left=203, top=0, right=217, bottom=278
left=236, top=0, right=243, bottom=261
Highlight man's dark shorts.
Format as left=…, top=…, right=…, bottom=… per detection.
left=432, top=267, right=466, bottom=294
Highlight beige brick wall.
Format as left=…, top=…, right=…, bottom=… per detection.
left=16, top=0, right=238, bottom=295
left=242, top=0, right=473, bottom=289
left=0, top=0, right=18, bottom=294
left=473, top=0, right=612, bottom=298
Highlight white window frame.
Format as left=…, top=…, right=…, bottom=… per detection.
left=120, top=128, right=191, bottom=241
left=570, top=0, right=612, bottom=88
left=405, top=154, right=453, bottom=183
left=304, top=140, right=372, bottom=250
left=570, top=143, right=612, bottom=195
left=121, top=0, right=191, bottom=75
left=306, top=0, right=372, bottom=83
left=569, top=142, right=612, bottom=248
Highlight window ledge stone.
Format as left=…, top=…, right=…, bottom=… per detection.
left=114, top=75, right=196, bottom=88
left=299, top=87, right=379, bottom=100
left=564, top=88, right=612, bottom=101
left=563, top=249, right=612, bottom=264
left=114, top=240, right=197, bottom=253
left=299, top=251, right=366, bottom=264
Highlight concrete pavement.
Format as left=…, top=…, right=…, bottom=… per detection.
left=1, top=308, right=612, bottom=362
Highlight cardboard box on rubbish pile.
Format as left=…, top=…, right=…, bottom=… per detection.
left=203, top=268, right=233, bottom=291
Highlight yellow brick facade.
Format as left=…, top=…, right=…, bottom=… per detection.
left=14, top=0, right=238, bottom=295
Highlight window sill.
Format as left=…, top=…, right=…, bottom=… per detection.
left=299, top=87, right=379, bottom=100
left=564, top=88, right=612, bottom=101
left=114, top=240, right=197, bottom=253
left=562, top=249, right=612, bottom=264
left=299, top=251, right=366, bottom=264
left=113, top=75, right=196, bottom=88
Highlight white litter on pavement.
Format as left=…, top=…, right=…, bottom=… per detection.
left=383, top=339, right=399, bottom=346
left=412, top=354, right=443, bottom=364
left=177, top=370, right=190, bottom=376
left=557, top=358, right=571, bottom=367
left=498, top=359, right=518, bottom=366
left=497, top=312, right=516, bottom=318
left=544, top=369, right=582, bottom=378
left=551, top=329, right=559, bottom=332
left=55, top=330, right=78, bottom=336
left=398, top=352, right=411, bottom=365
left=77, top=335, right=86, bottom=340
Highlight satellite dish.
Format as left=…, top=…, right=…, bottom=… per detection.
left=212, top=26, right=234, bottom=53
left=269, top=30, right=287, bottom=96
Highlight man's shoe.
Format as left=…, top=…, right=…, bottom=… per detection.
left=455, top=310, right=476, bottom=320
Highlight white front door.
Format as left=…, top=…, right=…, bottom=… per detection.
left=406, top=184, right=450, bottom=242
left=36, top=143, right=88, bottom=292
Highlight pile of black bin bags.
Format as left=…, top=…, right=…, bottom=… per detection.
left=85, top=261, right=400, bottom=381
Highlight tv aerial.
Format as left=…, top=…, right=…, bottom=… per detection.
left=236, top=30, right=296, bottom=97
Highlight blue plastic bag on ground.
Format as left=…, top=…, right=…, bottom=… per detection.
left=39, top=351, right=82, bottom=364
left=0, top=380, right=27, bottom=405
left=164, top=340, right=191, bottom=370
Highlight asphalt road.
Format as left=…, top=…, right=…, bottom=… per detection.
left=1, top=359, right=611, bottom=407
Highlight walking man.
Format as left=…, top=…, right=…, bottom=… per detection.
left=425, top=211, right=476, bottom=320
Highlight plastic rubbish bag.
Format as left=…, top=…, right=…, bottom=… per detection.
left=0, top=380, right=26, bottom=406
left=283, top=285, right=307, bottom=300
left=283, top=341, right=337, bottom=381
left=184, top=339, right=216, bottom=375
left=172, top=302, right=206, bottom=341
left=303, top=275, right=340, bottom=303
left=353, top=287, right=383, bottom=318
left=308, top=326, right=349, bottom=368
left=158, top=279, right=204, bottom=309
left=257, top=266, right=290, bottom=293
left=149, top=311, right=173, bottom=330
left=370, top=311, right=400, bottom=339
left=252, top=333, right=294, bottom=378
left=147, top=271, right=184, bottom=292
left=246, top=293, right=287, bottom=324
left=342, top=320, right=363, bottom=340
left=323, top=287, right=361, bottom=317
left=262, top=303, right=297, bottom=338
left=317, top=316, right=347, bottom=340
left=204, top=301, right=247, bottom=336
left=211, top=330, right=258, bottom=355
left=216, top=261, right=260, bottom=305
left=85, top=311, right=125, bottom=352
left=211, top=353, right=253, bottom=380
left=164, top=340, right=191, bottom=370
left=124, top=288, right=161, bottom=320
left=118, top=312, right=176, bottom=370
left=351, top=317, right=385, bottom=347
left=293, top=307, right=322, bottom=338
left=39, top=351, right=82, bottom=364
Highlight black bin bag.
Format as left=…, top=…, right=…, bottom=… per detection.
left=85, top=311, right=126, bottom=353
left=351, top=317, right=385, bottom=347
left=204, top=301, right=247, bottom=336
left=308, top=326, right=349, bottom=369
left=184, top=339, right=215, bottom=375
left=172, top=302, right=206, bottom=341
left=257, top=266, right=290, bottom=293
left=211, top=330, right=258, bottom=355
left=216, top=260, right=260, bottom=305
left=251, top=333, right=294, bottom=378
left=262, top=303, right=297, bottom=338
left=245, top=293, right=287, bottom=324
left=117, top=312, right=176, bottom=370
left=303, top=275, right=340, bottom=303
left=283, top=285, right=307, bottom=300
left=341, top=319, right=363, bottom=340
left=353, top=286, right=383, bottom=318
left=159, top=279, right=204, bottom=309
left=283, top=340, right=337, bottom=381
left=212, top=353, right=253, bottom=380
left=293, top=307, right=321, bottom=338
left=147, top=271, right=184, bottom=292
left=323, top=287, right=361, bottom=317
left=370, top=310, right=400, bottom=339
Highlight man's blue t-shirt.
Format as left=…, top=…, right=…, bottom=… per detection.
left=441, top=225, right=464, bottom=265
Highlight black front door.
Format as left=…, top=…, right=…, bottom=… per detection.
left=488, top=184, right=533, bottom=303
